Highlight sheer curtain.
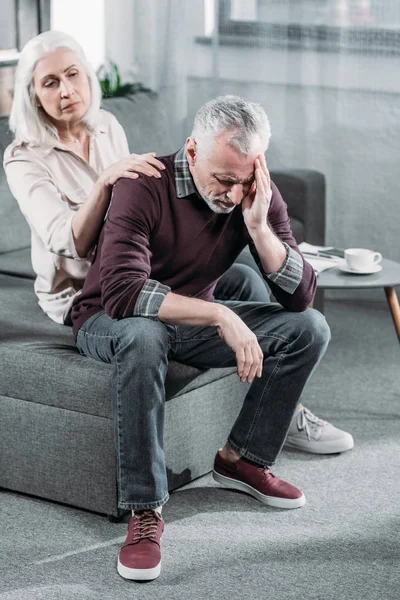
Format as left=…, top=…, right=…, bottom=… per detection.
left=131, top=0, right=190, bottom=148
left=123, top=0, right=400, bottom=263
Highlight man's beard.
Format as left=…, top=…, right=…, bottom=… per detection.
left=198, top=187, right=236, bottom=214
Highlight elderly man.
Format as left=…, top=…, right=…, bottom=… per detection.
left=72, top=96, right=341, bottom=582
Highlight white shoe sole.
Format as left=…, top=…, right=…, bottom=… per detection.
left=117, top=557, right=161, bottom=581
left=212, top=471, right=306, bottom=509
left=284, top=434, right=354, bottom=455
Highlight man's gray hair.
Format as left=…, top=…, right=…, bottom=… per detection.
left=191, top=95, right=271, bottom=158
left=9, top=30, right=102, bottom=146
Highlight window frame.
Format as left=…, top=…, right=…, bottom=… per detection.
left=203, top=0, right=400, bottom=57
left=0, top=0, right=50, bottom=66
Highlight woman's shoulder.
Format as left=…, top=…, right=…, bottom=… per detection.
left=96, top=108, right=123, bottom=132
left=94, top=108, right=128, bottom=150
left=3, top=140, right=43, bottom=167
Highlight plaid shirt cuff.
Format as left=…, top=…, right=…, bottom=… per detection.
left=265, top=243, right=303, bottom=294
left=133, top=279, right=171, bottom=318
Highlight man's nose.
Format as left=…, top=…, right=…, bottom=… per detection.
left=227, top=184, right=243, bottom=204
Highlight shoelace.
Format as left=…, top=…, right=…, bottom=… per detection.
left=257, top=466, right=275, bottom=478
left=131, top=510, right=160, bottom=543
left=296, top=407, right=327, bottom=441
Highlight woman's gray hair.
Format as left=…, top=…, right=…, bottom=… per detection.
left=9, top=30, right=102, bottom=146
left=191, top=95, right=271, bottom=158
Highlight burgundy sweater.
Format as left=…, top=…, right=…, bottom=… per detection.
left=72, top=153, right=316, bottom=339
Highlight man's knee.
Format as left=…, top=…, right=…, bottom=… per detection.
left=115, top=317, right=169, bottom=364
left=232, top=263, right=269, bottom=302
left=238, top=264, right=270, bottom=302
left=216, top=263, right=270, bottom=302
left=293, top=308, right=331, bottom=353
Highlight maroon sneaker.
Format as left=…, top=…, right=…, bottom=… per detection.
left=117, top=510, right=164, bottom=581
left=213, top=451, right=305, bottom=509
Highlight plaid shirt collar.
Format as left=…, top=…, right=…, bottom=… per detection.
left=174, top=146, right=199, bottom=199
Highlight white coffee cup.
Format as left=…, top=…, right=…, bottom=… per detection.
left=344, top=248, right=382, bottom=271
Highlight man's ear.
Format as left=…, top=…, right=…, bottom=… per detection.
left=185, top=137, right=197, bottom=166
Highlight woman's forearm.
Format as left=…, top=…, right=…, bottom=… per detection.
left=71, top=152, right=166, bottom=258
left=71, top=177, right=111, bottom=258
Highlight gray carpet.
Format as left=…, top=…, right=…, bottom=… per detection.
left=1, top=299, right=399, bottom=600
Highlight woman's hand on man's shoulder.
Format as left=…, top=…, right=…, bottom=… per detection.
left=99, top=153, right=165, bottom=187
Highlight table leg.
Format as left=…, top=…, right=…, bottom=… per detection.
left=384, top=287, right=400, bottom=343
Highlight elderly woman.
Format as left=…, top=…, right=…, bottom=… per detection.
left=4, top=30, right=268, bottom=327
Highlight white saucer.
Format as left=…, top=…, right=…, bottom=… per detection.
left=339, top=263, right=382, bottom=275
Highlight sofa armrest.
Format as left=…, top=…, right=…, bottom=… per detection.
left=270, top=169, right=326, bottom=246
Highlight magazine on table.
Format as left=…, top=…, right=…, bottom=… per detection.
left=298, top=242, right=345, bottom=274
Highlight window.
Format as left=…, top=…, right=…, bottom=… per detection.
left=0, top=0, right=50, bottom=62
left=201, top=0, right=400, bottom=56
left=51, top=0, right=105, bottom=69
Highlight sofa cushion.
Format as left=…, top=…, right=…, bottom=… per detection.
left=0, top=274, right=236, bottom=417
left=0, top=247, right=35, bottom=278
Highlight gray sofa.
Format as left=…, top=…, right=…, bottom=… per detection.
left=0, top=94, right=325, bottom=519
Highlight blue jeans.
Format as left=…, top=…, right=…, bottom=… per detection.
left=76, top=298, right=330, bottom=510
left=215, top=256, right=270, bottom=302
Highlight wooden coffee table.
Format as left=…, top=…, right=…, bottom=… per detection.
left=313, top=258, right=400, bottom=343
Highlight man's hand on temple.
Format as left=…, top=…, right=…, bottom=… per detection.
left=243, top=154, right=287, bottom=274
left=241, top=154, right=272, bottom=235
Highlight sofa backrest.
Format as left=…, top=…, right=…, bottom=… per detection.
left=0, top=117, right=31, bottom=254
left=102, top=93, right=176, bottom=157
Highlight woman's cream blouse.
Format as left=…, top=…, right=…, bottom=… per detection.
left=3, top=110, right=130, bottom=324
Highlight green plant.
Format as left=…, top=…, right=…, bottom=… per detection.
left=97, top=61, right=152, bottom=98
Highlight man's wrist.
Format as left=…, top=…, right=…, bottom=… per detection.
left=212, top=302, right=233, bottom=328
left=248, top=223, right=274, bottom=244
left=251, top=228, right=288, bottom=274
